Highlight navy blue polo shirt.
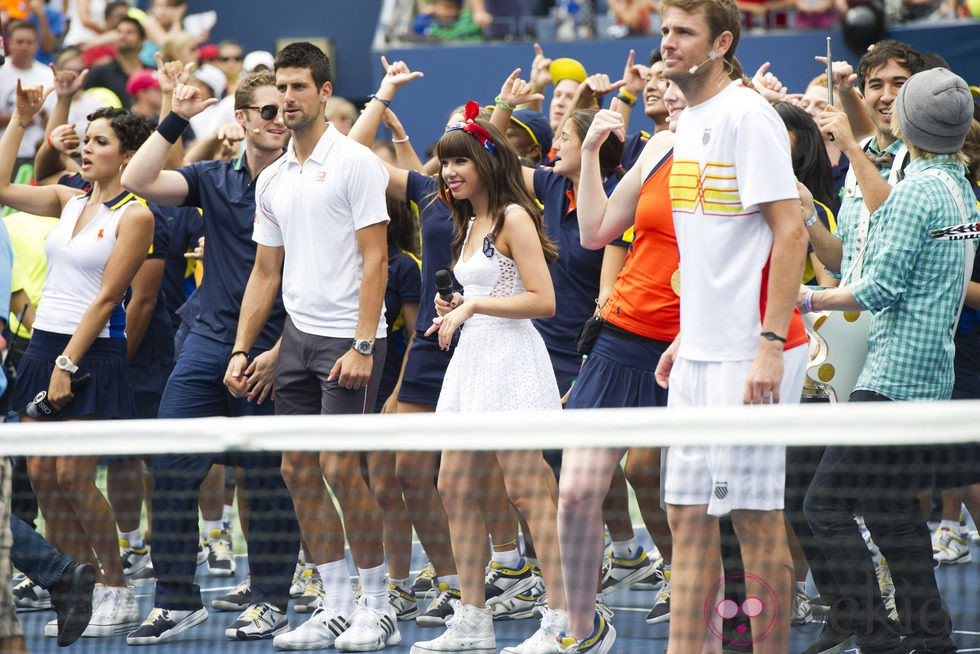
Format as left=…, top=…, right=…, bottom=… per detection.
left=405, top=171, right=459, bottom=332
left=127, top=206, right=176, bottom=368
left=532, top=168, right=626, bottom=390
left=377, top=247, right=422, bottom=410
left=177, top=153, right=286, bottom=349
left=158, top=205, right=204, bottom=327
left=621, top=131, right=651, bottom=172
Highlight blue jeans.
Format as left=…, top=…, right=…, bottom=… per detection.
left=10, top=514, right=70, bottom=589
left=152, top=332, right=299, bottom=611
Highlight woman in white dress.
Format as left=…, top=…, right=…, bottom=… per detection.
left=412, top=103, right=568, bottom=654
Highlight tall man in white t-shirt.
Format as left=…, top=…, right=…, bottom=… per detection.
left=224, top=42, right=399, bottom=652
left=652, top=0, right=809, bottom=652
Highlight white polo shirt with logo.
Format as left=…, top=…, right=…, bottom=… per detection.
left=253, top=123, right=390, bottom=339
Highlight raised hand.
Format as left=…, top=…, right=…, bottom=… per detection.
left=751, top=62, right=788, bottom=104
left=49, top=122, right=80, bottom=155
left=14, top=80, right=53, bottom=126
left=379, top=55, right=424, bottom=90
left=580, top=73, right=627, bottom=105
left=814, top=56, right=856, bottom=95
left=581, top=108, right=626, bottom=153
left=529, top=42, right=554, bottom=93
left=156, top=51, right=194, bottom=95
left=171, top=81, right=218, bottom=120
left=497, top=67, right=545, bottom=109
left=620, top=49, right=648, bottom=100
left=49, top=64, right=88, bottom=99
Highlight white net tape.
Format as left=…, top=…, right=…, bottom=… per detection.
left=3, top=399, right=980, bottom=456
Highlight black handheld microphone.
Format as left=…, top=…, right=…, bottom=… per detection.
left=25, top=373, right=92, bottom=418
left=435, top=269, right=454, bottom=303
left=0, top=33, right=6, bottom=67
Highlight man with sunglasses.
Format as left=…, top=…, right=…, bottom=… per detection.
left=120, top=71, right=301, bottom=645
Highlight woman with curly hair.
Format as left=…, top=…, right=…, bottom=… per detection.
left=0, top=85, right=155, bottom=638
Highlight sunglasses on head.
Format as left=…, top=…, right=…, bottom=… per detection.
left=238, top=104, right=280, bottom=120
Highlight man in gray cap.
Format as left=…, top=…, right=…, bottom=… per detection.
left=798, top=66, right=977, bottom=654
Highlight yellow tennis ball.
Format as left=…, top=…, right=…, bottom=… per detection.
left=967, top=0, right=980, bottom=17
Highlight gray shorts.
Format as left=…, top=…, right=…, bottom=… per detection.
left=275, top=317, right=386, bottom=417
left=0, top=457, right=24, bottom=639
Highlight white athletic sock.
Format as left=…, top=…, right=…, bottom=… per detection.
left=390, top=576, right=409, bottom=590
left=492, top=548, right=521, bottom=569
left=440, top=574, right=460, bottom=590
left=794, top=580, right=806, bottom=593
left=610, top=537, right=639, bottom=559
left=120, top=529, right=145, bottom=549
left=359, top=562, right=388, bottom=611
left=318, top=560, right=355, bottom=615
left=940, top=519, right=960, bottom=532
left=222, top=504, right=233, bottom=525
left=202, top=519, right=223, bottom=539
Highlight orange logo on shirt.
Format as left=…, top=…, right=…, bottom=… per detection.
left=97, top=229, right=105, bottom=239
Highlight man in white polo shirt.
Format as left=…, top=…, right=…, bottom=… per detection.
left=224, top=42, right=398, bottom=652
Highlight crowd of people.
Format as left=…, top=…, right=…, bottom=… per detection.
left=390, top=0, right=980, bottom=43
left=1, top=0, right=980, bottom=653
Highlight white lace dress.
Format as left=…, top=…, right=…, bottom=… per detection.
left=436, top=225, right=562, bottom=414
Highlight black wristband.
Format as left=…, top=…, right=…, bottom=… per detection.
left=230, top=350, right=249, bottom=360
left=157, top=111, right=189, bottom=144
left=760, top=331, right=787, bottom=343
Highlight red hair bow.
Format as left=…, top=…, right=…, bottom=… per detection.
left=448, top=100, right=497, bottom=155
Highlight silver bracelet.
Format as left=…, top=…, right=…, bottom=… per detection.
left=391, top=135, right=410, bottom=143
left=804, top=211, right=819, bottom=228
left=804, top=290, right=814, bottom=314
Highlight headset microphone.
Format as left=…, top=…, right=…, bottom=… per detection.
left=688, top=50, right=717, bottom=75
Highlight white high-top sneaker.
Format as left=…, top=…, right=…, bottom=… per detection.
left=82, top=586, right=140, bottom=636
left=411, top=604, right=495, bottom=653
left=501, top=607, right=568, bottom=653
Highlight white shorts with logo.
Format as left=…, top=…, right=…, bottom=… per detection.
left=664, top=344, right=807, bottom=517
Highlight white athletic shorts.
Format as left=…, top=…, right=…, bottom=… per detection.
left=664, top=344, right=808, bottom=516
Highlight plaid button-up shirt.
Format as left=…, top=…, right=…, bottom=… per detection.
left=851, top=156, right=980, bottom=400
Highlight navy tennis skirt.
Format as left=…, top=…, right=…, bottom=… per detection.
left=10, top=329, right=134, bottom=420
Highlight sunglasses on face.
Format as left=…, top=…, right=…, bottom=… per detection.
left=238, top=104, right=280, bottom=120
left=219, top=55, right=244, bottom=62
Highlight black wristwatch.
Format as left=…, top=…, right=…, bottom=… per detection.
left=351, top=339, right=375, bottom=355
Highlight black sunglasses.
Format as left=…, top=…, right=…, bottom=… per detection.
left=238, top=104, right=280, bottom=120
left=218, top=55, right=244, bottom=62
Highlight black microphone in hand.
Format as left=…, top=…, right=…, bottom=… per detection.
left=0, top=33, right=6, bottom=67
left=435, top=269, right=454, bottom=303
left=25, top=373, right=92, bottom=418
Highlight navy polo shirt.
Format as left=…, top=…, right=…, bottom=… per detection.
left=405, top=171, right=459, bottom=332
left=532, top=168, right=626, bottom=387
left=378, top=247, right=422, bottom=409
left=621, top=131, right=651, bottom=172
left=127, top=206, right=175, bottom=368
left=177, top=153, right=286, bottom=349
left=159, top=205, right=204, bottom=327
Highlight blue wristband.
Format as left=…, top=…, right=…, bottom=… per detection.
left=156, top=111, right=189, bottom=144
left=369, top=94, right=392, bottom=109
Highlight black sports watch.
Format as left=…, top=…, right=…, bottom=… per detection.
left=351, top=339, right=375, bottom=355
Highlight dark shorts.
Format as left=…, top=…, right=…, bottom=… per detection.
left=10, top=329, right=134, bottom=420
left=275, top=317, right=386, bottom=416
left=396, top=331, right=453, bottom=407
